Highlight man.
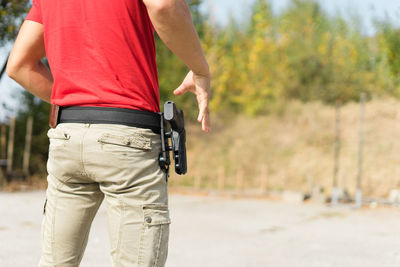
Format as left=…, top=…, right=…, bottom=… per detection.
left=7, top=0, right=210, bottom=266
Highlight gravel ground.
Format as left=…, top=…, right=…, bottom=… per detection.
left=1, top=190, right=400, bottom=267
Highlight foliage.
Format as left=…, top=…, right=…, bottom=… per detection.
left=3, top=0, right=399, bottom=115
left=375, top=22, right=400, bottom=94
left=2, top=0, right=400, bottom=177
left=205, top=0, right=400, bottom=113
left=12, top=91, right=50, bottom=175
left=156, top=0, right=207, bottom=117
left=0, top=0, right=29, bottom=45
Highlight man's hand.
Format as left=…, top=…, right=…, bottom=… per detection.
left=174, top=71, right=211, bottom=132
left=143, top=0, right=211, bottom=132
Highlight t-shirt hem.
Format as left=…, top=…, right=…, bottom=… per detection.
left=24, top=18, right=43, bottom=24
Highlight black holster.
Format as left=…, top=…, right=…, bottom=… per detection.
left=159, top=101, right=187, bottom=177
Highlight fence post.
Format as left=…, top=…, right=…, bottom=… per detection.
left=1, top=124, right=6, bottom=160
left=332, top=101, right=341, bottom=206
left=6, top=117, right=16, bottom=176
left=0, top=124, right=6, bottom=186
left=218, top=166, right=225, bottom=192
left=194, top=173, right=201, bottom=191
left=23, top=116, right=34, bottom=177
left=235, top=167, right=244, bottom=193
left=355, top=93, right=366, bottom=208
left=0, top=166, right=4, bottom=187
left=260, top=165, right=268, bottom=194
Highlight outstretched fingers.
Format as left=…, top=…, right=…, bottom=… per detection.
left=201, top=108, right=211, bottom=132
left=197, top=94, right=211, bottom=132
left=174, top=70, right=211, bottom=132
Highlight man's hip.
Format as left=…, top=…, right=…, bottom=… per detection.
left=40, top=123, right=170, bottom=267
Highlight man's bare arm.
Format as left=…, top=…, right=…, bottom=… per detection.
left=6, top=21, right=53, bottom=103
left=143, top=0, right=211, bottom=132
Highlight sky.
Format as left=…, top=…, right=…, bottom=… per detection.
left=1, top=0, right=400, bottom=121
left=0, top=43, right=18, bottom=121
left=201, top=0, right=400, bottom=35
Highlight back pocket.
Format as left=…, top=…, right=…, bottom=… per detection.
left=47, top=127, right=70, bottom=149
left=98, top=133, right=152, bottom=154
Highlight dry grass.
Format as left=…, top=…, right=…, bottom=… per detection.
left=170, top=97, right=400, bottom=199
left=1, top=174, right=47, bottom=192
left=2, top=98, right=399, bottom=199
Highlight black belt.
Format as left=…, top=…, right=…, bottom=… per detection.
left=59, top=106, right=161, bottom=134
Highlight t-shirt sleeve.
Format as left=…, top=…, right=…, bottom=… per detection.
left=25, top=0, right=43, bottom=24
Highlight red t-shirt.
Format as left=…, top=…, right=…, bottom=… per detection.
left=26, top=0, right=160, bottom=112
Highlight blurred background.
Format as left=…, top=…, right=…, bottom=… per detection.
left=1, top=0, right=400, bottom=204
left=3, top=1, right=400, bottom=266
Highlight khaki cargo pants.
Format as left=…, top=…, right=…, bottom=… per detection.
left=39, top=123, right=170, bottom=267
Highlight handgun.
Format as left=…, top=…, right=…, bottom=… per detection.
left=159, top=101, right=187, bottom=176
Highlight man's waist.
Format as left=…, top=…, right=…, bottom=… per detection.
left=51, top=105, right=161, bottom=134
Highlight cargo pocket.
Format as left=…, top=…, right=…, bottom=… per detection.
left=138, top=204, right=171, bottom=267
left=98, top=133, right=152, bottom=155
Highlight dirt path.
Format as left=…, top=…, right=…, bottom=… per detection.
left=1, top=191, right=400, bottom=267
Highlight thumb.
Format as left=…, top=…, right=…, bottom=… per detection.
left=174, top=71, right=194, bottom=96
left=173, top=82, right=188, bottom=96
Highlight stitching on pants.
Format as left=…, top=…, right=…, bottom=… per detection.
left=137, top=224, right=146, bottom=266
left=76, top=214, right=92, bottom=265
left=115, top=197, right=125, bottom=265
left=76, top=196, right=101, bottom=265
left=51, top=189, right=58, bottom=265
left=98, top=133, right=152, bottom=150
left=48, top=164, right=73, bottom=186
left=137, top=205, right=147, bottom=266
left=153, top=225, right=163, bottom=267
left=80, top=127, right=90, bottom=178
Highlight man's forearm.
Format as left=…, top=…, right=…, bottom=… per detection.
left=7, top=21, right=52, bottom=103
left=7, top=60, right=53, bottom=103
left=143, top=0, right=209, bottom=76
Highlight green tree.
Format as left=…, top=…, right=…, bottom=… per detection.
left=156, top=0, right=207, bottom=117
left=376, top=22, right=400, bottom=94
left=0, top=0, right=29, bottom=44
left=381, top=26, right=400, bottom=76
left=278, top=0, right=379, bottom=104
left=13, top=91, right=50, bottom=175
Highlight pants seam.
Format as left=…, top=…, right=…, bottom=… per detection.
left=115, top=197, right=125, bottom=265
left=80, top=127, right=90, bottom=178
left=76, top=197, right=101, bottom=265
left=48, top=171, right=73, bottom=185
left=51, top=189, right=58, bottom=266
left=137, top=224, right=146, bottom=267
left=153, top=225, right=163, bottom=267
